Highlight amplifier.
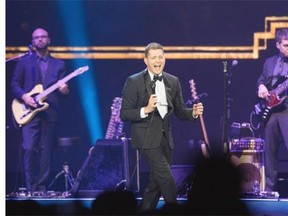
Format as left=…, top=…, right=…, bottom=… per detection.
left=229, top=138, right=266, bottom=192
left=229, top=138, right=265, bottom=152
left=230, top=122, right=254, bottom=139
left=71, top=138, right=139, bottom=197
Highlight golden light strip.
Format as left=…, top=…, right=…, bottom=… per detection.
left=5, top=16, right=288, bottom=60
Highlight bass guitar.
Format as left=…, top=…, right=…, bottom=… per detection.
left=12, top=65, right=89, bottom=126
left=189, top=79, right=211, bottom=158
left=254, top=76, right=288, bottom=123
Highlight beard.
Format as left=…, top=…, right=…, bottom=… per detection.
left=35, top=42, right=48, bottom=50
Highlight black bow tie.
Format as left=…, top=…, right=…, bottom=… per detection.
left=153, top=75, right=163, bottom=82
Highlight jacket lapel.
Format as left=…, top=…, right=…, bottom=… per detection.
left=163, top=73, right=173, bottom=109
left=144, top=69, right=153, bottom=95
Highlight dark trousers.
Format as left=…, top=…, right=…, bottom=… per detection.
left=264, top=108, right=288, bottom=191
left=22, top=117, right=56, bottom=192
left=139, top=133, right=177, bottom=211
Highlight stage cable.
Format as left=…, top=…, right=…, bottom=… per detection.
left=128, top=82, right=157, bottom=192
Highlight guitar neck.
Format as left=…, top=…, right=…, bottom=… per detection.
left=189, top=78, right=211, bottom=157
left=199, top=115, right=210, bottom=146
left=35, top=72, right=76, bottom=101
left=272, top=79, right=288, bottom=95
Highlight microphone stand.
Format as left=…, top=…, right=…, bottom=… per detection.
left=222, top=61, right=233, bottom=155
left=6, top=45, right=32, bottom=62
left=5, top=52, right=30, bottom=63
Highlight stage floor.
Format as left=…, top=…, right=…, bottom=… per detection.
left=6, top=195, right=288, bottom=215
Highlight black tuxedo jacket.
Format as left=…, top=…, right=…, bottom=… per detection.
left=11, top=53, right=67, bottom=122
left=120, top=69, right=195, bottom=150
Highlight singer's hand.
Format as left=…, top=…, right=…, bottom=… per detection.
left=192, top=102, right=204, bottom=118
left=144, top=94, right=157, bottom=114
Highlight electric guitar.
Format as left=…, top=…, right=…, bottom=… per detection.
left=254, top=76, right=288, bottom=123
left=189, top=79, right=211, bottom=158
left=12, top=65, right=89, bottom=126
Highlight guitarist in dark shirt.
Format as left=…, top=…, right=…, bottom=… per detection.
left=11, top=28, right=69, bottom=193
left=256, top=28, right=288, bottom=192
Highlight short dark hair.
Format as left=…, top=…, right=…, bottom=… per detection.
left=144, top=42, right=164, bottom=57
left=275, top=28, right=288, bottom=43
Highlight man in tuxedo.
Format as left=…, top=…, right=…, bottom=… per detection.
left=120, top=42, right=204, bottom=211
left=11, top=28, right=69, bottom=193
left=257, top=28, right=288, bottom=192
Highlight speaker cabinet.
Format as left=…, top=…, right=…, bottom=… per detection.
left=73, top=138, right=139, bottom=197
left=229, top=138, right=265, bottom=193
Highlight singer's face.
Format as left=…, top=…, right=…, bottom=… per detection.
left=32, top=28, right=50, bottom=49
left=144, top=49, right=165, bottom=75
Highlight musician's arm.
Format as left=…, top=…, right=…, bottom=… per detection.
left=11, top=62, right=26, bottom=101
left=57, top=63, right=69, bottom=95
left=257, top=58, right=270, bottom=99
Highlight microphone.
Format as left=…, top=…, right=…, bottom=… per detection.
left=28, top=44, right=33, bottom=55
left=151, top=81, right=156, bottom=94
left=6, top=44, right=33, bottom=62
left=228, top=60, right=238, bottom=71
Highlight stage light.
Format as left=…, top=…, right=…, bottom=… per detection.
left=56, top=1, right=103, bottom=144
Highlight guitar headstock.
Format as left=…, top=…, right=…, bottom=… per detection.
left=74, top=65, right=89, bottom=76
left=189, top=79, right=198, bottom=100
left=111, top=97, right=123, bottom=121
left=111, top=97, right=122, bottom=111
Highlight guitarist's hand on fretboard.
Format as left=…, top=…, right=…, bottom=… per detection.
left=57, top=80, right=69, bottom=95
